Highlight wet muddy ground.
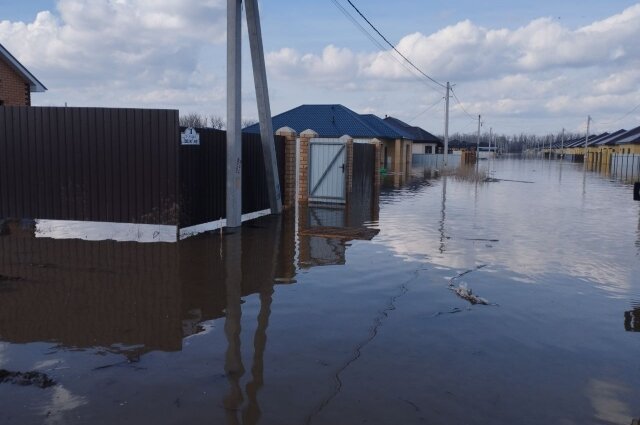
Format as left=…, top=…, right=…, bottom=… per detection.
left=0, top=157, right=639, bottom=425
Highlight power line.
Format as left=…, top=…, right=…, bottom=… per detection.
left=328, top=0, right=443, bottom=94
left=450, top=87, right=476, bottom=121
left=408, top=97, right=444, bottom=123
left=342, top=0, right=446, bottom=89
left=593, top=101, right=640, bottom=127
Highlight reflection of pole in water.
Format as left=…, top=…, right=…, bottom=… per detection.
left=243, top=215, right=281, bottom=425
left=242, top=284, right=273, bottom=425
left=439, top=176, right=447, bottom=254
left=558, top=158, right=563, bottom=185
left=637, top=208, right=640, bottom=256
left=223, top=230, right=245, bottom=423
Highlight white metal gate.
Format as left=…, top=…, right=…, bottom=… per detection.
left=309, top=138, right=347, bottom=203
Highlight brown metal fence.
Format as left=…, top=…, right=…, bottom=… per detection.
left=178, top=128, right=285, bottom=228
left=0, top=107, right=285, bottom=229
left=0, top=106, right=179, bottom=224
left=351, top=143, right=375, bottom=198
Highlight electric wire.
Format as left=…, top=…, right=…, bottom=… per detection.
left=593, top=101, right=640, bottom=128
left=328, top=0, right=444, bottom=94
left=450, top=87, right=477, bottom=121
left=344, top=0, right=446, bottom=89
left=408, top=97, right=444, bottom=123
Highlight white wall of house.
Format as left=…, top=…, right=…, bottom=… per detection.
left=412, top=142, right=439, bottom=154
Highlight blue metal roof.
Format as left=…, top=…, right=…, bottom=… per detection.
left=359, top=114, right=408, bottom=139
left=243, top=104, right=406, bottom=139
left=586, top=132, right=610, bottom=147
left=594, top=129, right=627, bottom=146
left=614, top=125, right=640, bottom=145
left=383, top=116, right=441, bottom=143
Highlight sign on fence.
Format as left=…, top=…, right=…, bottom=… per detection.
left=181, top=128, right=200, bottom=145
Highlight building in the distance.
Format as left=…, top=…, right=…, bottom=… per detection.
left=0, top=43, right=47, bottom=106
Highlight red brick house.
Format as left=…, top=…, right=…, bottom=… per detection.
left=0, top=43, right=47, bottom=106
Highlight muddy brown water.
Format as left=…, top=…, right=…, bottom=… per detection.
left=0, top=158, right=639, bottom=425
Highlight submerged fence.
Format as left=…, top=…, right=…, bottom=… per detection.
left=611, top=153, right=640, bottom=181
left=179, top=128, right=285, bottom=229
left=0, top=106, right=285, bottom=234
left=0, top=107, right=179, bottom=224
left=412, top=153, right=462, bottom=170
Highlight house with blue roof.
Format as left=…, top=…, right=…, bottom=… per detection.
left=243, top=104, right=414, bottom=173
left=383, top=116, right=442, bottom=154
left=613, top=125, right=640, bottom=154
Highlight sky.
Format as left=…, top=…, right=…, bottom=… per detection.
left=1, top=0, right=639, bottom=136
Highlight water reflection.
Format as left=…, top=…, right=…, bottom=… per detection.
left=0, top=196, right=379, bottom=357
left=379, top=159, right=638, bottom=295
left=439, top=175, right=447, bottom=254
left=1, top=158, right=639, bottom=425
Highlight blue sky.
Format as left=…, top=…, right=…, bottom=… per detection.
left=1, top=0, right=640, bottom=135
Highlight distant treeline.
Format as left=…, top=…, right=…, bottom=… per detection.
left=446, top=131, right=584, bottom=153
left=179, top=113, right=257, bottom=130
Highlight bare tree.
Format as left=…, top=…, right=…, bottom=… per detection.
left=241, top=118, right=258, bottom=129
left=209, top=115, right=226, bottom=130
left=179, top=113, right=207, bottom=128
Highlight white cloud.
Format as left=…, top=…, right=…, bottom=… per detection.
left=0, top=0, right=226, bottom=108
left=265, top=4, right=640, bottom=133
left=1, top=1, right=640, bottom=133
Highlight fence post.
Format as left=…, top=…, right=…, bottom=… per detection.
left=298, top=129, right=317, bottom=203
left=340, top=135, right=354, bottom=197
left=275, top=127, right=298, bottom=209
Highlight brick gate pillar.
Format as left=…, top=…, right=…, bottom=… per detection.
left=275, top=127, right=298, bottom=209
left=298, top=129, right=318, bottom=203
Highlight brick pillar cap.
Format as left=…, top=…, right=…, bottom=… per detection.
left=275, top=126, right=297, bottom=137
left=370, top=138, right=382, bottom=144
left=339, top=134, right=353, bottom=142
left=300, top=129, right=319, bottom=138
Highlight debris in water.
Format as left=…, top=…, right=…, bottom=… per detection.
left=0, top=369, right=56, bottom=388
left=299, top=226, right=379, bottom=241
left=274, top=277, right=297, bottom=284
left=449, top=283, right=490, bottom=305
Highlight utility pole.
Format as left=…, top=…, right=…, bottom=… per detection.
left=444, top=82, right=450, bottom=167
left=245, top=0, right=282, bottom=214
left=476, top=114, right=481, bottom=170
left=584, top=115, right=592, bottom=168
left=226, top=0, right=242, bottom=228
left=561, top=128, right=565, bottom=159
left=226, top=0, right=281, bottom=228
left=489, top=127, right=493, bottom=157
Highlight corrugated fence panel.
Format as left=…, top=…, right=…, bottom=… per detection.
left=0, top=106, right=179, bottom=225
left=179, top=129, right=285, bottom=228
left=179, top=128, right=227, bottom=227
left=352, top=143, right=375, bottom=199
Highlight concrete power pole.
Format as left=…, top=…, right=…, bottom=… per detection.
left=489, top=127, right=493, bottom=157
left=584, top=115, right=592, bottom=168
left=226, top=0, right=282, bottom=228
left=560, top=128, right=565, bottom=159
left=245, top=0, right=282, bottom=214
left=476, top=114, right=481, bottom=170
left=226, top=0, right=242, bottom=228
left=444, top=82, right=450, bottom=167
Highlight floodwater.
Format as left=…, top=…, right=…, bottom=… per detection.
left=1, top=157, right=639, bottom=425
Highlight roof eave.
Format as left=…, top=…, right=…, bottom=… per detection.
left=0, top=43, right=47, bottom=93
